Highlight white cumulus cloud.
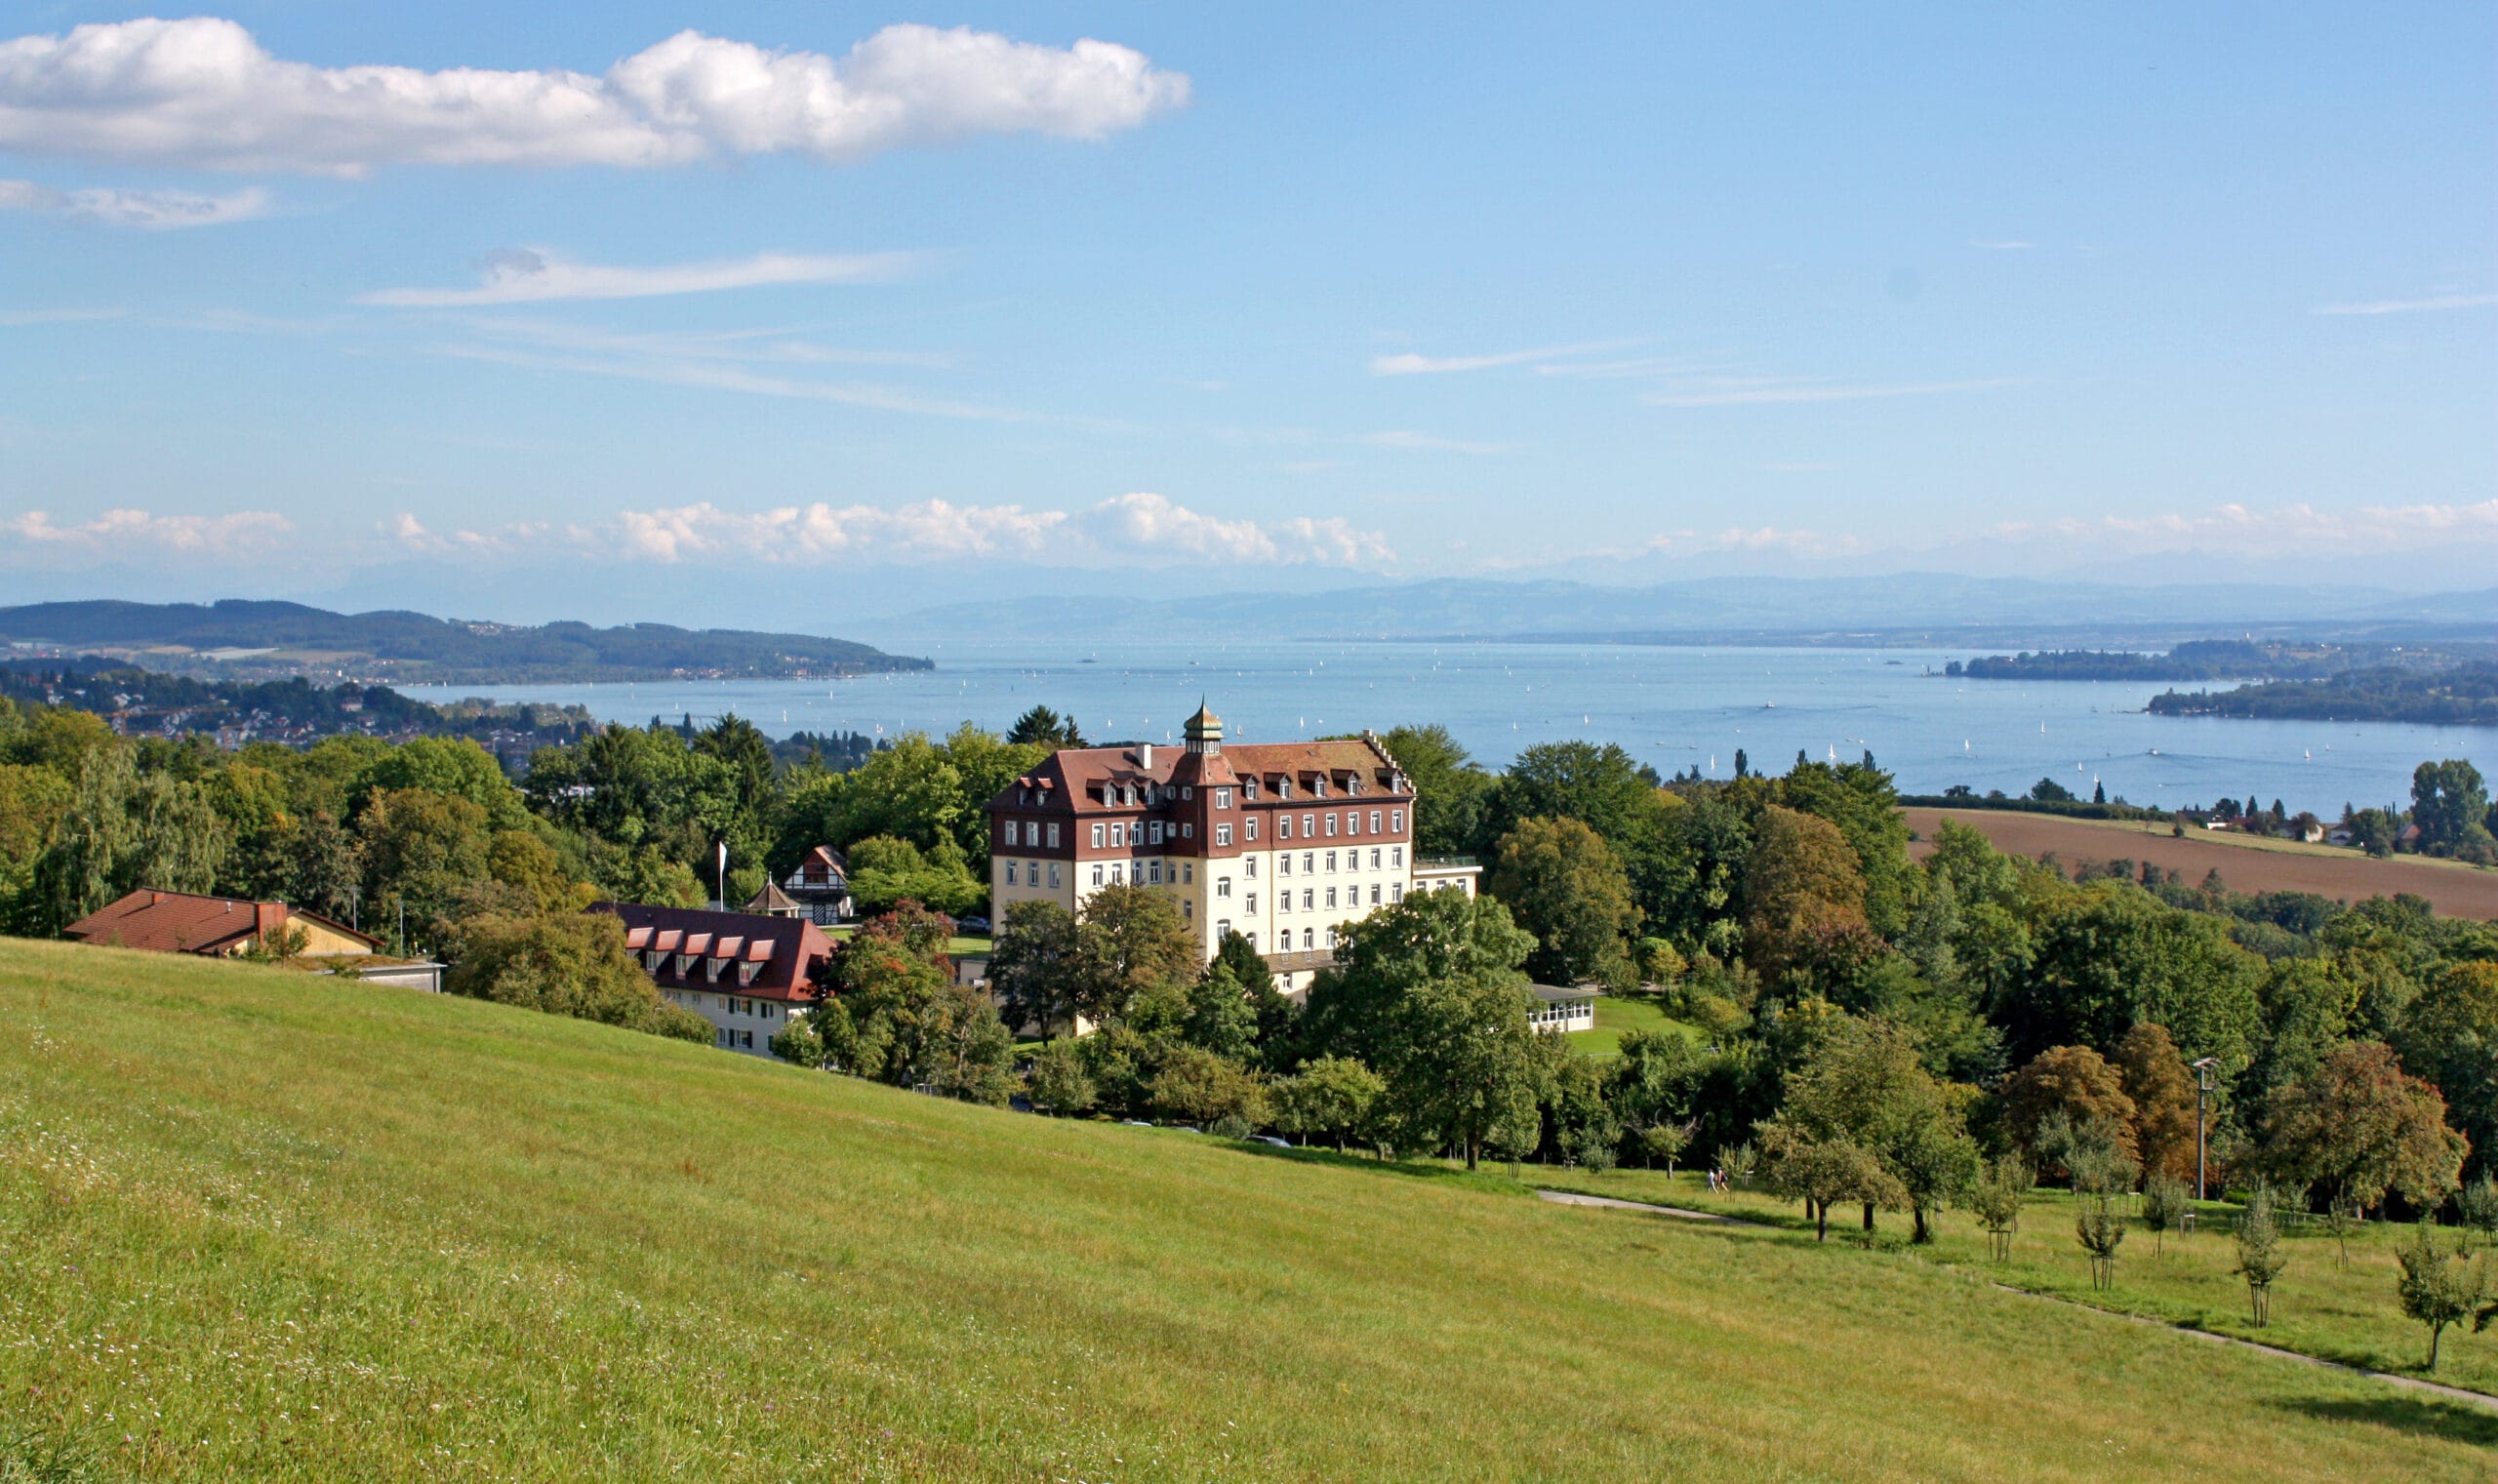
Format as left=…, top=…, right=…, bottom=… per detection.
left=0, top=18, right=1189, bottom=177
left=593, top=493, right=1390, bottom=568
left=5, top=507, right=291, bottom=554
left=361, top=249, right=912, bottom=306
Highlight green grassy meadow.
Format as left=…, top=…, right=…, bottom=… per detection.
left=4, top=938, right=2492, bottom=1481
left=1531, top=1165, right=2498, bottom=1398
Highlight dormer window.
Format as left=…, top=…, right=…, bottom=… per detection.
left=1312, top=778, right=1328, bottom=798
left=1277, top=779, right=1293, bottom=799
left=1242, top=779, right=1259, bottom=800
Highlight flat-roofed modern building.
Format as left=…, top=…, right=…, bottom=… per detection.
left=986, top=704, right=1480, bottom=996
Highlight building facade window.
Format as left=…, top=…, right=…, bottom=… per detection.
left=1048, top=862, right=1063, bottom=888
left=1302, top=813, right=1315, bottom=837
left=1110, top=822, right=1126, bottom=848
left=1047, top=822, right=1061, bottom=848
left=1148, top=860, right=1163, bottom=885
left=1326, top=887, right=1339, bottom=908
left=1390, top=809, right=1404, bottom=832
left=1369, top=810, right=1383, bottom=833
left=1090, top=823, right=1107, bottom=849
left=1003, top=820, right=1019, bottom=846
left=1326, top=850, right=1338, bottom=872
left=1391, top=845, right=1404, bottom=867
left=1279, top=815, right=1294, bottom=840
left=1325, top=813, right=1339, bottom=837
left=1215, top=823, right=1232, bottom=847
left=1281, top=892, right=1294, bottom=912
left=1245, top=817, right=1259, bottom=841
left=1217, top=876, right=1232, bottom=898
left=1279, top=854, right=1294, bottom=875
left=1183, top=862, right=1194, bottom=885
left=1215, top=787, right=1231, bottom=809
left=1390, top=882, right=1404, bottom=903
left=1302, top=889, right=1313, bottom=910
left=1005, top=861, right=1019, bottom=885
left=1302, top=852, right=1315, bottom=874
left=1090, top=864, right=1105, bottom=886
left=1369, top=884, right=1382, bottom=905
left=1245, top=892, right=1258, bottom=913
left=1244, top=857, right=1258, bottom=877
left=1370, top=848, right=1383, bottom=869
left=1149, top=821, right=1165, bottom=845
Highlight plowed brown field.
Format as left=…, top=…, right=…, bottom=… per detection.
left=1902, top=807, right=2498, bottom=920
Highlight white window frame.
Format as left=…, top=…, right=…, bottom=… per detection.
left=1391, top=809, right=1404, bottom=832
left=1047, top=822, right=1061, bottom=848
left=1215, top=787, right=1232, bottom=810
left=1091, top=822, right=1106, bottom=849
left=1216, top=823, right=1232, bottom=848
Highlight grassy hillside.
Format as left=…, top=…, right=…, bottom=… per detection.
left=1536, top=1166, right=2498, bottom=1398
left=1, top=941, right=2487, bottom=1481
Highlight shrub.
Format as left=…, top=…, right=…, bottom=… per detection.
left=2235, top=1184, right=2289, bottom=1326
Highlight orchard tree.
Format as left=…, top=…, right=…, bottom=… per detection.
left=1773, top=1015, right=1973, bottom=1241
left=2395, top=1223, right=2495, bottom=1371
left=1026, top=1040, right=1098, bottom=1116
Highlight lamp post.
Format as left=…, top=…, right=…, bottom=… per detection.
left=2191, top=1057, right=2219, bottom=1203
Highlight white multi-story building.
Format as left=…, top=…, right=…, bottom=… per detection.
left=986, top=704, right=1478, bottom=996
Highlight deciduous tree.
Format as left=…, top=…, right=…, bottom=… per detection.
left=1488, top=815, right=1642, bottom=992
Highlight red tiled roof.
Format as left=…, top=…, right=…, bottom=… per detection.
left=990, top=735, right=1402, bottom=816
left=62, top=889, right=379, bottom=957
left=586, top=902, right=831, bottom=1001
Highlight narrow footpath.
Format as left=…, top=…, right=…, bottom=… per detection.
left=1534, top=1187, right=2498, bottom=1416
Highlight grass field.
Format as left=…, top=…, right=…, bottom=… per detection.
left=1901, top=807, right=2498, bottom=919
left=1531, top=1165, right=2498, bottom=1400
left=1563, top=993, right=1698, bottom=1058
left=5, top=938, right=2492, bottom=1480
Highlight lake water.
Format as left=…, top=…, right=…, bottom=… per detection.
left=411, top=639, right=2486, bottom=818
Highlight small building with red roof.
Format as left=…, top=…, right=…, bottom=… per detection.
left=65, top=889, right=379, bottom=960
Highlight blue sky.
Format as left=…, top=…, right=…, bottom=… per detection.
left=2, top=3, right=2492, bottom=620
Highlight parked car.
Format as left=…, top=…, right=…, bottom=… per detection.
left=952, top=915, right=991, bottom=934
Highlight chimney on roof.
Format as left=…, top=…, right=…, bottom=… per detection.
left=1139, top=742, right=1154, bottom=770
left=149, top=892, right=163, bottom=905
left=255, top=902, right=286, bottom=939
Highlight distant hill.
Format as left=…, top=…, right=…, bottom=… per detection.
left=0, top=599, right=931, bottom=684
left=894, top=575, right=2498, bottom=649
left=2150, top=661, right=2498, bottom=728
left=1947, top=638, right=2495, bottom=683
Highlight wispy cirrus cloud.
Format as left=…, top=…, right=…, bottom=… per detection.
left=0, top=19, right=1188, bottom=177
left=361, top=249, right=914, bottom=307
left=1359, top=429, right=1518, bottom=455
left=2313, top=291, right=2498, bottom=316
left=0, top=179, right=267, bottom=228
left=1644, top=376, right=2019, bottom=408
left=4, top=507, right=291, bottom=556
left=595, top=492, right=1392, bottom=567
left=1969, top=238, right=2034, bottom=251
left=1369, top=340, right=1627, bottom=376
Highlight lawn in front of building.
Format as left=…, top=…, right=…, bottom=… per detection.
left=1563, top=991, right=1699, bottom=1057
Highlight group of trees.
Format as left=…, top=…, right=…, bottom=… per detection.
left=13, top=680, right=2497, bottom=1265
left=0, top=692, right=1056, bottom=1048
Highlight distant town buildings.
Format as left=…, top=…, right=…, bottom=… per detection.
left=985, top=703, right=1479, bottom=996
